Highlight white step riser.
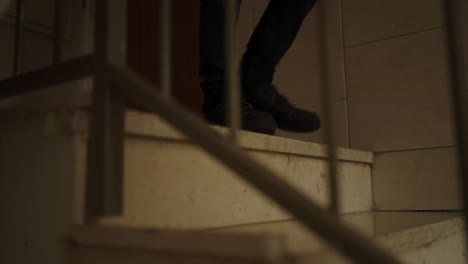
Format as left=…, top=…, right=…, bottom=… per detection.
left=94, top=136, right=372, bottom=229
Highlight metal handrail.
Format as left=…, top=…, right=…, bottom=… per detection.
left=445, top=0, right=468, bottom=254
left=160, top=0, right=172, bottom=98
left=320, top=0, right=340, bottom=214
left=53, top=0, right=65, bottom=64
left=85, top=0, right=127, bottom=218
left=225, top=0, right=241, bottom=141
left=14, top=0, right=25, bottom=75
left=0, top=55, right=94, bottom=99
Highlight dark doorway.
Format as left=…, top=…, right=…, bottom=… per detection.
left=127, top=0, right=203, bottom=116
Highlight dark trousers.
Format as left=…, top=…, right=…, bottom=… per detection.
left=200, top=0, right=317, bottom=95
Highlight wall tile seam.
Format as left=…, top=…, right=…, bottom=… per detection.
left=247, top=149, right=374, bottom=165
left=345, top=26, right=447, bottom=50
left=373, top=145, right=456, bottom=155
left=336, top=0, right=352, bottom=148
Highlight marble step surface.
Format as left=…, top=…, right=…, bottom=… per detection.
left=213, top=212, right=465, bottom=264
left=65, top=225, right=287, bottom=264
left=66, top=212, right=465, bottom=264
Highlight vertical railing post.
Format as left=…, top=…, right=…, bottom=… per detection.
left=225, top=0, right=241, bottom=141
left=320, top=0, right=340, bottom=214
left=53, top=0, right=65, bottom=64
left=85, top=0, right=127, bottom=223
left=445, top=0, right=468, bottom=254
left=14, top=0, right=25, bottom=75
left=160, top=0, right=172, bottom=98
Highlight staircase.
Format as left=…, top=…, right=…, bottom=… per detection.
left=68, top=213, right=464, bottom=264
left=0, top=108, right=465, bottom=264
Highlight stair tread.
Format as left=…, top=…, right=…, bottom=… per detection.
left=124, top=110, right=374, bottom=164
left=67, top=225, right=286, bottom=261
left=210, top=212, right=463, bottom=256
left=298, top=212, right=465, bottom=263
left=1, top=108, right=373, bottom=164
left=68, top=212, right=463, bottom=263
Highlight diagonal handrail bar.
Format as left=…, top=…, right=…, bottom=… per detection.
left=14, top=0, right=25, bottom=75
left=0, top=54, right=95, bottom=100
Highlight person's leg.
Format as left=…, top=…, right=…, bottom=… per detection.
left=199, top=0, right=277, bottom=135
left=242, top=0, right=321, bottom=132
left=242, top=0, right=317, bottom=87
left=199, top=0, right=240, bottom=92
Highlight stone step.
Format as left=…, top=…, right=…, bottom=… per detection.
left=0, top=108, right=373, bottom=263
left=66, top=213, right=465, bottom=264
left=65, top=225, right=287, bottom=264
left=213, top=212, right=465, bottom=264
left=92, top=110, right=374, bottom=229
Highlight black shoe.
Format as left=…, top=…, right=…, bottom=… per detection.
left=245, top=84, right=321, bottom=132
left=204, top=99, right=277, bottom=135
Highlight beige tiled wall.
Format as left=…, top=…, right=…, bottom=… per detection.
left=346, top=28, right=454, bottom=151
left=343, top=0, right=454, bottom=152
left=373, top=147, right=461, bottom=210
left=342, top=0, right=459, bottom=210
left=341, top=0, right=445, bottom=47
